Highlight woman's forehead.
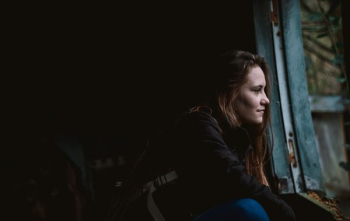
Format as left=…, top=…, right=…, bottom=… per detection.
left=245, top=67, right=266, bottom=85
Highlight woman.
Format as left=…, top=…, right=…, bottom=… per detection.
left=108, top=50, right=296, bottom=221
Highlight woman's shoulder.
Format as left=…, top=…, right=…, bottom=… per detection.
left=174, top=107, right=219, bottom=129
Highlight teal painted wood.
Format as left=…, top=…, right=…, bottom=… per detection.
left=280, top=0, right=324, bottom=192
left=253, top=0, right=294, bottom=194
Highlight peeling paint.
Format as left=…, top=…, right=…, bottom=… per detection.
left=278, top=177, right=294, bottom=194
left=305, top=176, right=321, bottom=191
left=296, top=175, right=306, bottom=192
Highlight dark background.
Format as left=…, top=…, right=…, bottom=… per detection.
left=8, top=1, right=256, bottom=133
left=4, top=1, right=257, bottom=220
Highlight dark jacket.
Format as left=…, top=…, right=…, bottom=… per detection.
left=168, top=111, right=296, bottom=221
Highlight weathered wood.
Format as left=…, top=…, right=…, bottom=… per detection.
left=312, top=113, right=350, bottom=198
left=309, top=95, right=345, bottom=113
left=280, top=0, right=324, bottom=192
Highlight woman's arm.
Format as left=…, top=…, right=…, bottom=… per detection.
left=174, top=111, right=296, bottom=221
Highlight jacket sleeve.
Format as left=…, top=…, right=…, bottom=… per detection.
left=174, top=112, right=296, bottom=221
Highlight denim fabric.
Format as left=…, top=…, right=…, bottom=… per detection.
left=193, top=198, right=270, bottom=221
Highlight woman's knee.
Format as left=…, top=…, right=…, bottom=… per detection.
left=228, top=198, right=270, bottom=221
left=193, top=198, right=270, bottom=221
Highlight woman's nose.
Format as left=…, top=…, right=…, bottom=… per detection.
left=261, top=93, right=270, bottom=105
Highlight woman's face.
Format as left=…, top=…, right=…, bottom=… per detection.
left=235, top=66, right=270, bottom=125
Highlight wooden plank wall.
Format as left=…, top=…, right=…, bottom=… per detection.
left=312, top=112, right=350, bottom=199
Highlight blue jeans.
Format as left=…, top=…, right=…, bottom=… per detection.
left=193, top=198, right=270, bottom=221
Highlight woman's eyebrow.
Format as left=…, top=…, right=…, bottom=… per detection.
left=251, top=85, right=264, bottom=88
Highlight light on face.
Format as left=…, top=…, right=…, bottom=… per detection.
left=235, top=66, right=269, bottom=125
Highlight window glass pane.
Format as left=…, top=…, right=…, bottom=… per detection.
left=300, top=1, right=350, bottom=216
left=301, top=0, right=346, bottom=96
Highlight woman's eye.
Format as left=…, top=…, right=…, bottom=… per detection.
left=253, top=88, right=261, bottom=93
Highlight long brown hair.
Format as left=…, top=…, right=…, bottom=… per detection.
left=191, top=50, right=273, bottom=186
